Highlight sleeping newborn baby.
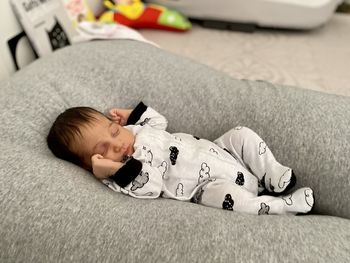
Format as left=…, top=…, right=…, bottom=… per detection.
left=47, top=102, right=314, bottom=215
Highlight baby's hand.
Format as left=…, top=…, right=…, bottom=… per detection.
left=91, top=154, right=123, bottom=179
left=108, top=108, right=132, bottom=126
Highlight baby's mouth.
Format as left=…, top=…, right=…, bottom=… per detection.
left=121, top=155, right=130, bottom=163
left=125, top=144, right=134, bottom=156
left=120, top=145, right=131, bottom=163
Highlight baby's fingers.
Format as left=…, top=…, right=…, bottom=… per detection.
left=108, top=109, right=119, bottom=119
left=91, top=154, right=103, bottom=162
left=108, top=108, right=118, bottom=116
left=107, top=109, right=122, bottom=124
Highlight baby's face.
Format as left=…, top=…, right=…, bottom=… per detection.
left=76, top=114, right=135, bottom=168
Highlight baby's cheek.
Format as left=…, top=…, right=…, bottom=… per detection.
left=118, top=153, right=126, bottom=162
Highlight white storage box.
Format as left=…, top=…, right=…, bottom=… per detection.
left=147, top=0, right=342, bottom=30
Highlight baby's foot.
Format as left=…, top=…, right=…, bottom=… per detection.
left=282, top=187, right=314, bottom=214
left=265, top=167, right=296, bottom=194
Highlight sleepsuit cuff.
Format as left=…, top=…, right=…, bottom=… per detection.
left=127, top=101, right=148, bottom=125
left=110, top=157, right=142, bottom=187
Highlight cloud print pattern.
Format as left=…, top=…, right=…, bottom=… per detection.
left=102, top=102, right=314, bottom=215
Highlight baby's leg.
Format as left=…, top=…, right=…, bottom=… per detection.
left=214, top=127, right=295, bottom=194
left=193, top=180, right=314, bottom=215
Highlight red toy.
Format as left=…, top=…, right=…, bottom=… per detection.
left=99, top=0, right=191, bottom=32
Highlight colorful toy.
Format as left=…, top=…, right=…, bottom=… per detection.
left=63, top=0, right=96, bottom=27
left=99, top=0, right=191, bottom=32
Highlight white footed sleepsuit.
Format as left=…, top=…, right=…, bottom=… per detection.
left=102, top=102, right=314, bottom=215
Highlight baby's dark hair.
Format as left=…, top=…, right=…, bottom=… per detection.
left=47, top=107, right=105, bottom=170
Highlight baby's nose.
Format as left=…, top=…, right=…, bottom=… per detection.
left=113, top=143, right=124, bottom=152
left=113, top=145, right=121, bottom=152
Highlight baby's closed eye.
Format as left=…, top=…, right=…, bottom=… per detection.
left=111, top=124, right=120, bottom=137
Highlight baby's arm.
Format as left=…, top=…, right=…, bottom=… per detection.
left=126, top=102, right=168, bottom=130
left=109, top=158, right=163, bottom=199
left=108, top=108, right=132, bottom=126
left=108, top=102, right=168, bottom=130
left=91, top=154, right=124, bottom=179
left=96, top=154, right=163, bottom=199
left=99, top=142, right=164, bottom=198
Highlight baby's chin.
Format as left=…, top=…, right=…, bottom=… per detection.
left=127, top=146, right=135, bottom=156
left=121, top=155, right=130, bottom=163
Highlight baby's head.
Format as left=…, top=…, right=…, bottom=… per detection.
left=47, top=107, right=135, bottom=171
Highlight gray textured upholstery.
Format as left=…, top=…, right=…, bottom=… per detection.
left=0, top=40, right=349, bottom=262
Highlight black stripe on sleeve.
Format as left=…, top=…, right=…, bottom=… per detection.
left=110, top=158, right=142, bottom=188
left=127, top=102, right=148, bottom=125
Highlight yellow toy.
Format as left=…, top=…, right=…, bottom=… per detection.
left=99, top=0, right=191, bottom=32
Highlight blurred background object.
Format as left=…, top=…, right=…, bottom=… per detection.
left=337, top=0, right=350, bottom=13
left=0, top=0, right=349, bottom=86
left=146, top=0, right=343, bottom=31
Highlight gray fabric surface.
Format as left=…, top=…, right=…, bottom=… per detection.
left=0, top=40, right=349, bottom=262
